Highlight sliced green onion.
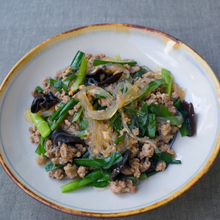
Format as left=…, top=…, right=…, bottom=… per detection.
left=161, top=68, right=172, bottom=97
left=93, top=60, right=137, bottom=66
left=29, top=112, right=51, bottom=138
left=70, top=57, right=88, bottom=93
left=61, top=169, right=103, bottom=193
left=74, top=151, right=122, bottom=168
left=72, top=107, right=83, bottom=122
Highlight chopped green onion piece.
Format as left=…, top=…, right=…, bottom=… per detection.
left=87, top=181, right=108, bottom=188
left=93, top=60, right=137, bottom=66
left=35, top=136, right=45, bottom=156
left=114, top=134, right=125, bottom=144
left=48, top=78, right=63, bottom=93
left=44, top=161, right=67, bottom=172
left=72, top=107, right=83, bottom=122
left=74, top=151, right=122, bottom=168
left=146, top=114, right=157, bottom=138
left=161, top=68, right=172, bottom=97
left=70, top=57, right=88, bottom=93
left=70, top=50, right=85, bottom=71
left=62, top=74, right=77, bottom=93
left=61, top=169, right=103, bottom=193
left=139, top=173, right=147, bottom=180
left=50, top=99, right=79, bottom=131
left=169, top=160, right=182, bottom=164
left=29, top=112, right=51, bottom=138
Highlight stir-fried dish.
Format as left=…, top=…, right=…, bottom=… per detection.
left=25, top=51, right=195, bottom=194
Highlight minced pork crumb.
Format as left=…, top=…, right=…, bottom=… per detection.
left=110, top=179, right=136, bottom=194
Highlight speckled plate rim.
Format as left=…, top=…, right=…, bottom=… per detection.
left=0, top=23, right=219, bottom=217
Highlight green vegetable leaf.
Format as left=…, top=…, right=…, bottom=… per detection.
left=149, top=103, right=183, bottom=125
left=74, top=151, right=123, bottom=168
left=152, top=152, right=174, bottom=162
left=48, top=77, right=63, bottom=93
left=72, top=107, right=83, bottom=122
left=79, top=118, right=88, bottom=131
left=114, top=134, right=125, bottom=144
left=44, top=161, right=67, bottom=172
left=70, top=57, right=88, bottom=93
left=62, top=74, right=76, bottom=93
left=35, top=136, right=45, bottom=157
left=70, top=50, right=85, bottom=71
left=174, top=99, right=191, bottom=136
left=161, top=68, right=172, bottom=97
left=146, top=114, right=157, bottom=138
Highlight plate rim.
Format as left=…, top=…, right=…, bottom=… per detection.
left=0, top=23, right=219, bottom=217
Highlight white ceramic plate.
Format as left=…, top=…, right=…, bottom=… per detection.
left=0, top=24, right=219, bottom=217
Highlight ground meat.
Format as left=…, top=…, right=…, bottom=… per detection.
left=157, top=123, right=173, bottom=143
left=85, top=53, right=92, bottom=60
left=167, top=148, right=175, bottom=155
left=132, top=128, right=139, bottom=136
left=123, top=64, right=131, bottom=71
left=42, top=77, right=51, bottom=90
left=52, top=143, right=87, bottom=165
left=120, top=128, right=127, bottom=136
left=138, top=143, right=154, bottom=159
left=35, top=155, right=47, bottom=165
left=60, top=143, right=75, bottom=162
left=104, top=84, right=115, bottom=93
left=62, top=95, right=70, bottom=103
left=77, top=166, right=88, bottom=178
left=110, top=179, right=136, bottom=194
left=55, top=89, right=66, bottom=99
left=98, top=98, right=111, bottom=107
left=146, top=92, right=175, bottom=114
left=74, top=102, right=81, bottom=112
left=139, top=157, right=151, bottom=172
left=31, top=89, right=37, bottom=96
left=54, top=66, right=72, bottom=80
left=29, top=124, right=40, bottom=145
left=64, top=164, right=78, bottom=179
left=87, top=53, right=105, bottom=69
left=171, top=92, right=179, bottom=101
left=130, top=145, right=140, bottom=158
left=121, top=165, right=134, bottom=175
left=130, top=65, right=140, bottom=74
left=159, top=144, right=170, bottom=153
left=64, top=119, right=72, bottom=127
left=51, top=157, right=69, bottom=165
left=48, top=168, right=65, bottom=180
left=129, top=158, right=141, bottom=178
left=156, top=161, right=166, bottom=171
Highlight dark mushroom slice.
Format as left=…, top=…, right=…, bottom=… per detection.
left=98, top=72, right=123, bottom=86
left=181, top=100, right=195, bottom=137
left=110, top=149, right=131, bottom=179
left=86, top=65, right=123, bottom=86
left=142, top=158, right=158, bottom=174
left=31, top=91, right=60, bottom=113
left=51, top=129, right=85, bottom=146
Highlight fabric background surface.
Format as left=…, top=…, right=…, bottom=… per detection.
left=0, top=0, right=219, bottom=219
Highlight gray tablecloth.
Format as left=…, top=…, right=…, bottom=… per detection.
left=0, top=0, right=219, bottom=219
